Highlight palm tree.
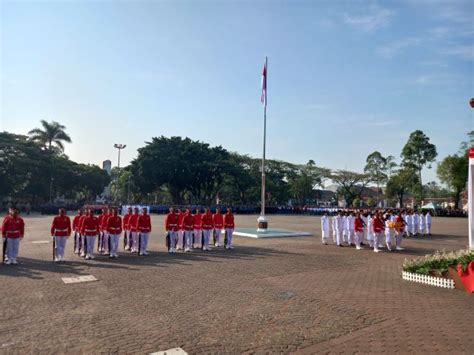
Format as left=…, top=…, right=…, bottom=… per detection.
left=28, top=120, right=72, bottom=152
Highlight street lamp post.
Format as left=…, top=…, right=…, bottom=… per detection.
left=113, top=143, right=126, bottom=169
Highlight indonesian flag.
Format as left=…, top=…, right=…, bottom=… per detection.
left=261, top=60, right=267, bottom=107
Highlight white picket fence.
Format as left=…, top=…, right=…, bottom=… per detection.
left=402, top=271, right=455, bottom=289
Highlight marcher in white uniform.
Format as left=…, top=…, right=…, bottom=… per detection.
left=331, top=215, right=337, bottom=243
left=321, top=213, right=330, bottom=245
left=419, top=212, right=426, bottom=236
left=412, top=212, right=420, bottom=236
left=347, top=212, right=355, bottom=245
left=366, top=214, right=374, bottom=248
left=426, top=211, right=432, bottom=235
left=342, top=213, right=349, bottom=244
left=385, top=214, right=394, bottom=251
left=334, top=212, right=344, bottom=247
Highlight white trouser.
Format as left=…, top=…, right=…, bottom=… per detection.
left=385, top=229, right=393, bottom=249
left=202, top=229, right=211, bottom=249
left=373, top=232, right=381, bottom=250
left=101, top=231, right=109, bottom=253
left=177, top=230, right=184, bottom=249
left=54, top=236, right=68, bottom=260
left=225, top=228, right=233, bottom=248
left=193, top=229, right=202, bottom=248
left=73, top=232, right=81, bottom=253
left=86, top=236, right=96, bottom=256
left=343, top=229, right=348, bottom=243
left=131, top=232, right=139, bottom=252
left=419, top=224, right=425, bottom=235
left=321, top=229, right=329, bottom=243
left=139, top=233, right=149, bottom=254
left=348, top=230, right=355, bottom=244
left=336, top=230, right=343, bottom=246
left=332, top=229, right=336, bottom=242
left=109, top=234, right=120, bottom=256
left=426, top=223, right=431, bottom=235
left=168, top=230, right=178, bottom=250
left=367, top=232, right=374, bottom=247
left=5, top=238, right=21, bottom=261
left=184, top=230, right=193, bottom=250
left=123, top=230, right=130, bottom=249
left=355, top=231, right=363, bottom=247
left=413, top=223, right=419, bottom=234
left=214, top=228, right=222, bottom=246
left=395, top=232, right=403, bottom=248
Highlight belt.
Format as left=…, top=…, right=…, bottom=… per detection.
left=5, top=231, right=20, bottom=235
left=55, top=229, right=68, bottom=232
left=85, top=229, right=97, bottom=232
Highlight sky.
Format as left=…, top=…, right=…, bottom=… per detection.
left=1, top=0, right=473, bottom=185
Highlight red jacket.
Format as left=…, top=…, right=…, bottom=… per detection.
left=107, top=215, right=122, bottom=235
left=193, top=213, right=202, bottom=229
left=178, top=212, right=185, bottom=230
left=224, top=213, right=235, bottom=229
left=137, top=214, right=152, bottom=233
left=80, top=216, right=99, bottom=236
left=165, top=212, right=179, bottom=231
left=354, top=217, right=364, bottom=232
left=201, top=212, right=214, bottom=230
left=100, top=214, right=110, bottom=231
left=51, top=215, right=72, bottom=237
left=2, top=216, right=25, bottom=239
left=183, top=213, right=194, bottom=231
left=123, top=213, right=132, bottom=230
left=78, top=215, right=87, bottom=233
left=213, top=213, right=224, bottom=229
left=73, top=214, right=83, bottom=232
left=129, top=214, right=140, bottom=232
left=372, top=217, right=384, bottom=233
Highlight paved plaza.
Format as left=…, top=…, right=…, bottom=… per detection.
left=0, top=215, right=473, bottom=354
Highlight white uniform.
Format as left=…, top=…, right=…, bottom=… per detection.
left=342, top=215, right=348, bottom=243
left=366, top=215, right=374, bottom=247
left=321, top=215, right=330, bottom=244
left=426, top=213, right=432, bottom=235
left=403, top=214, right=410, bottom=235
left=347, top=215, right=355, bottom=244
left=413, top=213, right=419, bottom=235
left=385, top=218, right=394, bottom=251
left=419, top=213, right=426, bottom=235
left=331, top=216, right=337, bottom=242
left=333, top=215, right=343, bottom=246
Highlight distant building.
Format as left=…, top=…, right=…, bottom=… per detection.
left=102, top=160, right=112, bottom=175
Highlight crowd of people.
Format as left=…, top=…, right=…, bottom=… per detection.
left=321, top=209, right=433, bottom=252
left=1, top=206, right=236, bottom=265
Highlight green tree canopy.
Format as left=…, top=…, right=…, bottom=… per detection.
left=437, top=154, right=468, bottom=208
left=28, top=120, right=72, bottom=153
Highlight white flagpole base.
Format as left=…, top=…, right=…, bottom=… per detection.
left=257, top=215, right=268, bottom=232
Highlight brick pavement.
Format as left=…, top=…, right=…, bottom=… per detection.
left=0, top=215, right=472, bottom=354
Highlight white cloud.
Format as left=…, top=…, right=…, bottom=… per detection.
left=439, top=45, right=474, bottom=60
left=304, top=103, right=328, bottom=111
left=375, top=37, right=421, bottom=58
left=343, top=4, right=394, bottom=33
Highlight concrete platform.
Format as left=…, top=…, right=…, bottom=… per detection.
left=232, top=227, right=312, bottom=238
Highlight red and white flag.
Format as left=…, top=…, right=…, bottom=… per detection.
left=260, top=60, right=267, bottom=107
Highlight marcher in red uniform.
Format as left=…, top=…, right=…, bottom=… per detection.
left=100, top=208, right=111, bottom=255
left=80, top=210, right=99, bottom=259
left=177, top=208, right=185, bottom=250
left=129, top=207, right=140, bottom=253
left=193, top=209, right=202, bottom=249
left=137, top=208, right=152, bottom=255
left=123, top=207, right=133, bottom=250
left=165, top=207, right=179, bottom=253
left=50, top=208, right=72, bottom=262
left=2, top=208, right=25, bottom=265
left=72, top=209, right=83, bottom=254
left=224, top=208, right=235, bottom=250
left=106, top=208, right=122, bottom=258
left=394, top=213, right=405, bottom=251
left=201, top=208, right=214, bottom=251
left=78, top=209, right=88, bottom=257
left=354, top=213, right=365, bottom=250
left=212, top=208, right=224, bottom=247
left=183, top=209, right=194, bottom=252
left=97, top=208, right=108, bottom=253
left=372, top=213, right=384, bottom=253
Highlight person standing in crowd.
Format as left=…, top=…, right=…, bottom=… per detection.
left=354, top=212, right=364, bottom=250
left=366, top=212, right=374, bottom=248
left=80, top=209, right=99, bottom=260
left=403, top=210, right=411, bottom=237
left=419, top=211, right=426, bottom=237
left=183, top=208, right=194, bottom=252
left=412, top=211, right=420, bottom=236
left=394, top=212, right=405, bottom=251
left=224, top=207, right=235, bottom=249
left=78, top=209, right=88, bottom=257
left=177, top=208, right=185, bottom=250
left=213, top=207, right=224, bottom=247
left=347, top=212, right=355, bottom=246
left=193, top=208, right=203, bottom=249
left=137, top=207, right=151, bottom=256
left=321, top=212, right=330, bottom=245
left=331, top=213, right=337, bottom=243
left=384, top=213, right=394, bottom=251
left=97, top=208, right=107, bottom=253
left=129, top=207, right=140, bottom=253
left=50, top=208, right=71, bottom=262
left=123, top=206, right=133, bottom=251
left=426, top=211, right=432, bottom=236
left=165, top=207, right=179, bottom=253
left=2, top=208, right=25, bottom=265
left=342, top=212, right=349, bottom=244
left=106, top=208, right=122, bottom=258
left=201, top=208, right=213, bottom=251
left=100, top=208, right=111, bottom=255
left=372, top=213, right=384, bottom=253
left=72, top=209, right=83, bottom=254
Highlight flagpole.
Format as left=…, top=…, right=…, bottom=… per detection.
left=258, top=56, right=268, bottom=232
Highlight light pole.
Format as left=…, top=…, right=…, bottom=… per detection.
left=113, top=144, right=126, bottom=168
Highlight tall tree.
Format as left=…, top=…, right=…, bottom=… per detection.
left=331, top=170, right=370, bottom=207
left=364, top=151, right=388, bottom=188
left=437, top=154, right=468, bottom=208
left=28, top=120, right=72, bottom=153
left=385, top=168, right=418, bottom=207
left=385, top=155, right=398, bottom=177
left=401, top=130, right=437, bottom=201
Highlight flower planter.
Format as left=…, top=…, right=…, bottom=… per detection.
left=402, top=271, right=455, bottom=289
left=448, top=266, right=465, bottom=291
left=456, top=261, right=474, bottom=293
